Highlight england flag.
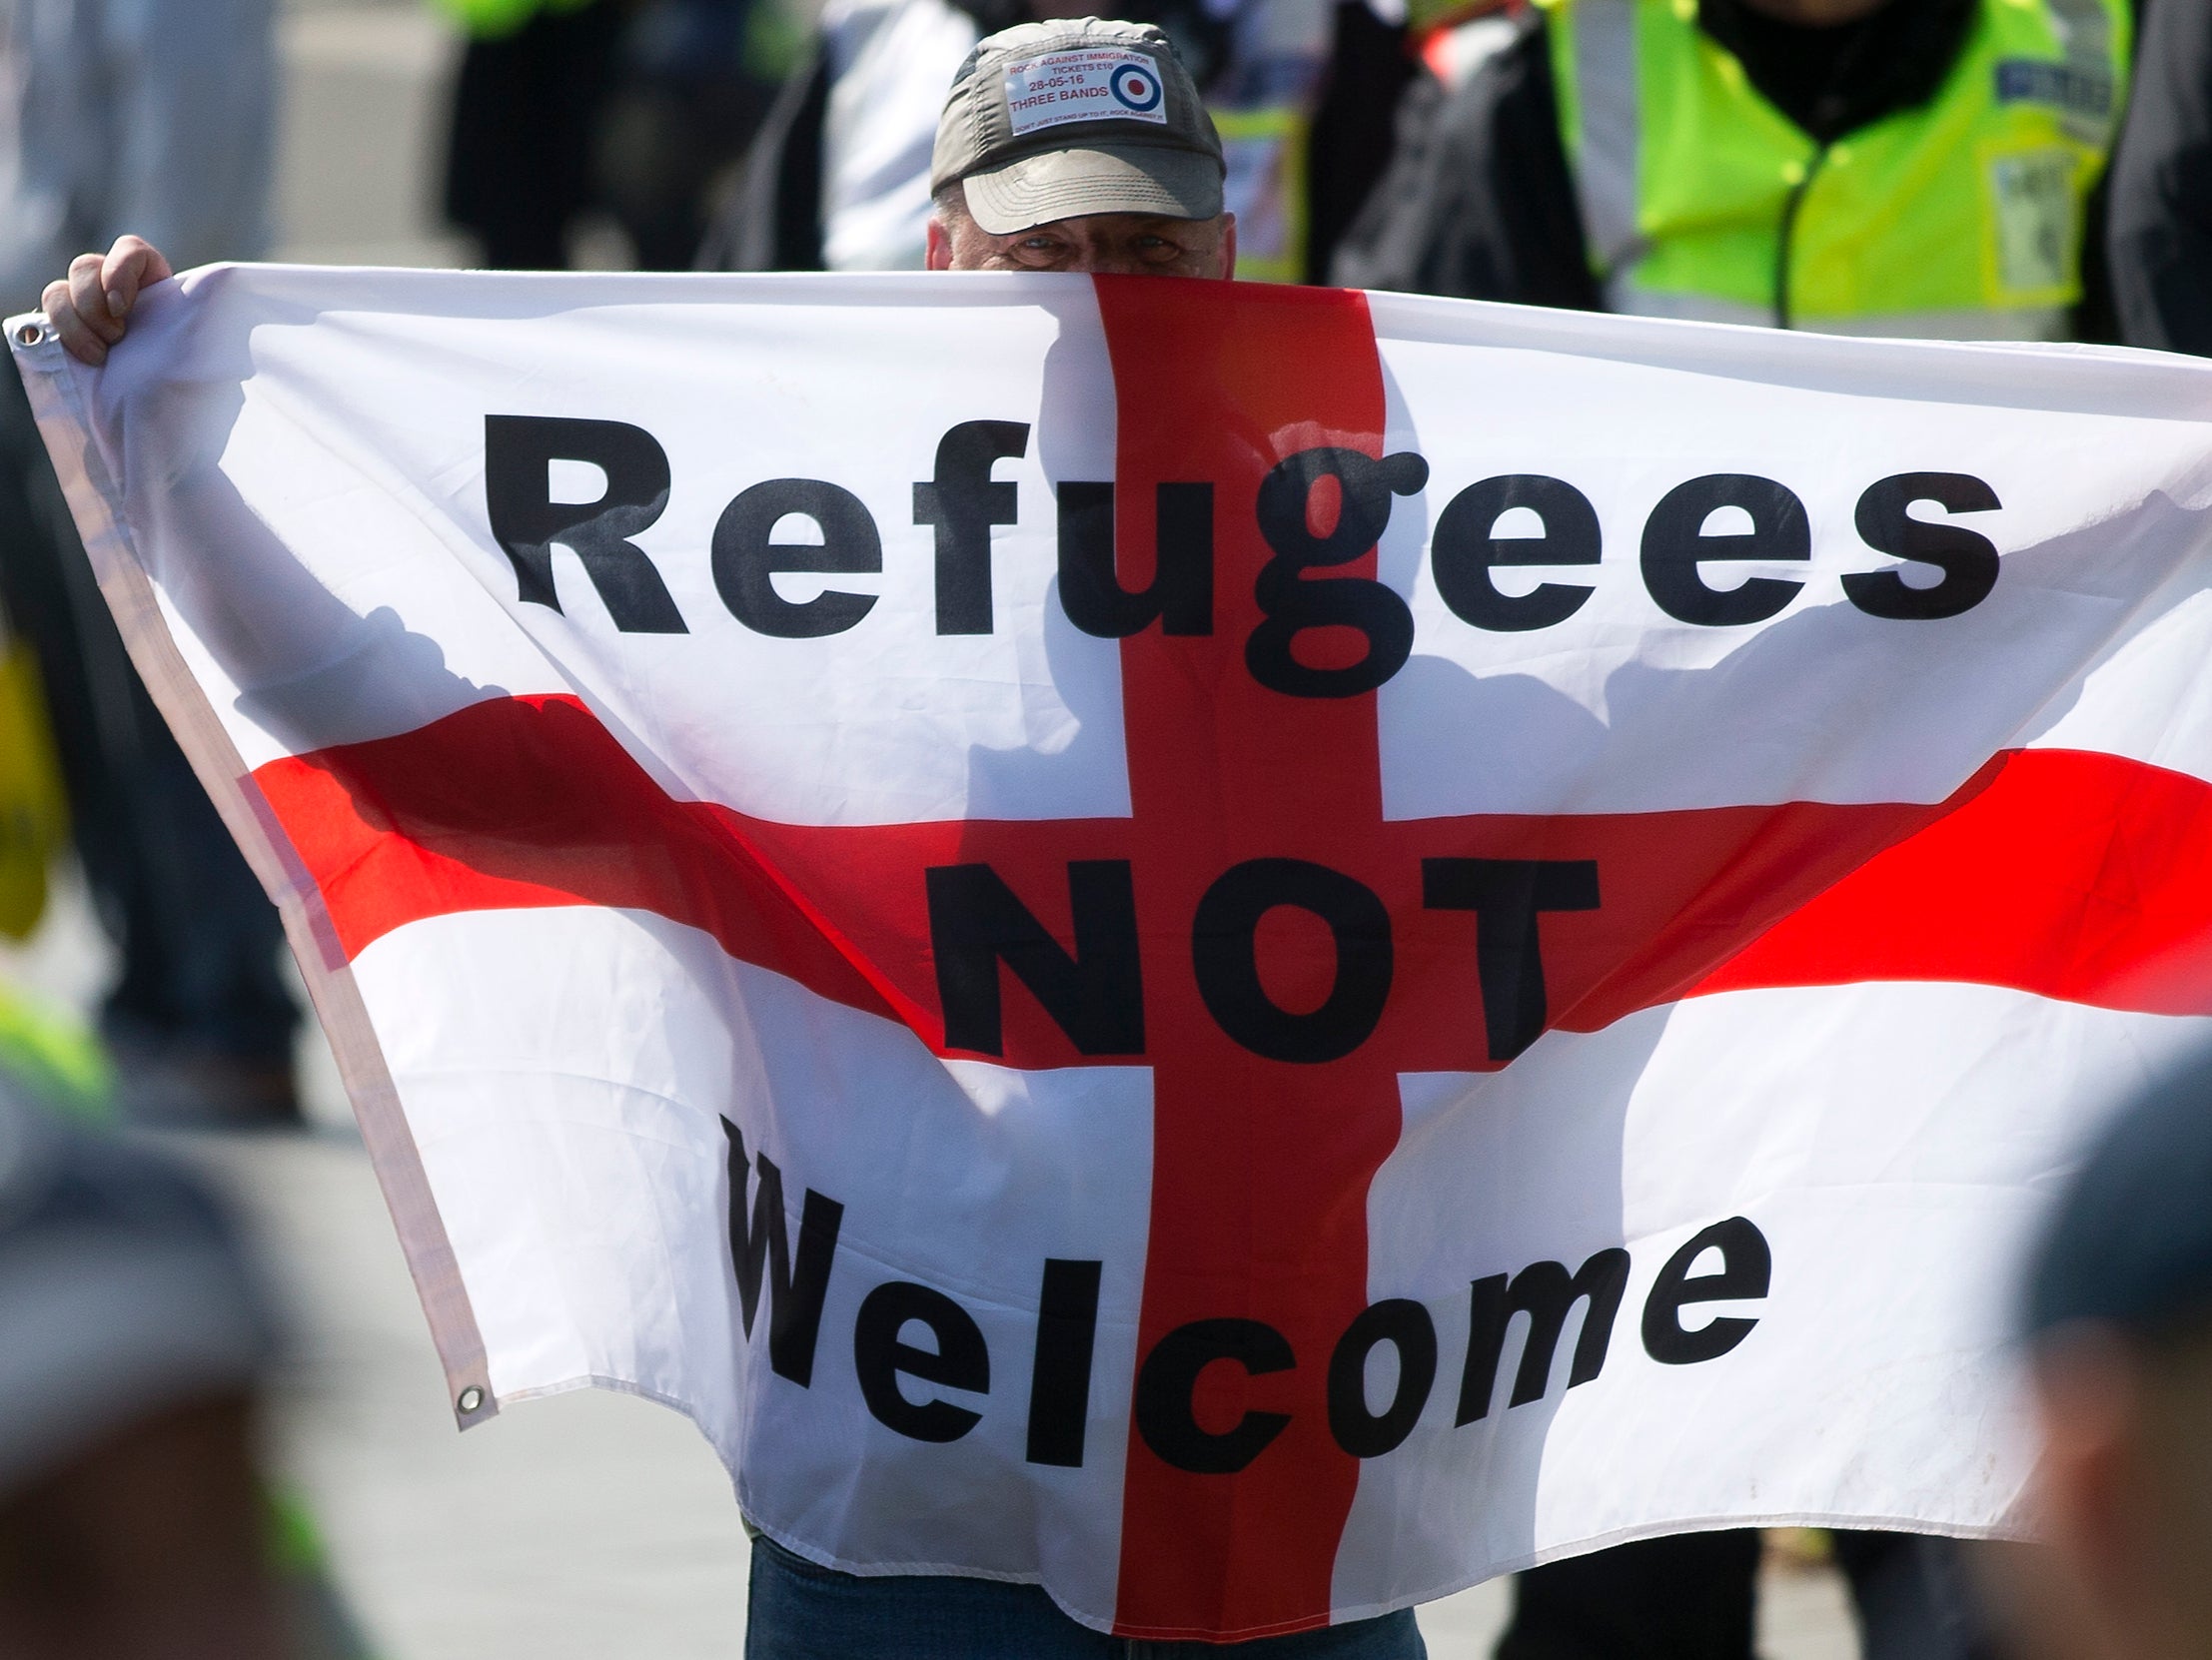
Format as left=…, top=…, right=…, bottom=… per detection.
left=18, top=265, right=2212, bottom=1639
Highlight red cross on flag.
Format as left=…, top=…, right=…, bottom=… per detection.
left=20, top=267, right=2212, bottom=1640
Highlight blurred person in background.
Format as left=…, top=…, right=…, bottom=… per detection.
left=1997, top=1045, right=2212, bottom=1660
left=2107, top=0, right=2212, bottom=354
left=0, top=0, right=304, bottom=1128
left=0, top=978, right=370, bottom=1658
left=592, top=0, right=805, bottom=269
left=1335, top=0, right=2133, bottom=343
left=436, top=0, right=627, bottom=268
left=697, top=0, right=1412, bottom=284
left=440, top=0, right=802, bottom=271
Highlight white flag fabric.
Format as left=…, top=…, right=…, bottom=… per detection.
left=18, top=264, right=2212, bottom=1640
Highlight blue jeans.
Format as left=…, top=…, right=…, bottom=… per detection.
left=745, top=1536, right=1428, bottom=1659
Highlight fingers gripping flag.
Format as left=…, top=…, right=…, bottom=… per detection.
left=18, top=268, right=2212, bottom=1638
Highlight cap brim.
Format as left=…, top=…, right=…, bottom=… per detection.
left=961, top=143, right=1224, bottom=236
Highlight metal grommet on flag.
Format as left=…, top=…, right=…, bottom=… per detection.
left=456, top=1384, right=487, bottom=1417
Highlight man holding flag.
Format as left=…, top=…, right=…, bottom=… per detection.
left=25, top=9, right=2212, bottom=1660
left=36, top=17, right=1447, bottom=1660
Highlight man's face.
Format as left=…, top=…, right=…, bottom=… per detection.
left=927, top=199, right=1236, bottom=279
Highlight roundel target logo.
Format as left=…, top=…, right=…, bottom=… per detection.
left=1110, top=61, right=1163, bottom=114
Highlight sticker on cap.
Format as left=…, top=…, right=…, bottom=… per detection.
left=1004, top=47, right=1171, bottom=136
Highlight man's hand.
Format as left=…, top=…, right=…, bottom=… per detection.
left=41, top=237, right=174, bottom=367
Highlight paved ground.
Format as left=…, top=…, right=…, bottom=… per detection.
left=0, top=6, right=1863, bottom=1654
left=274, top=0, right=470, bottom=270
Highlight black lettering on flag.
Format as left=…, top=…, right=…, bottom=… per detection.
left=1643, top=1217, right=1771, bottom=1364
left=1192, top=858, right=1393, bottom=1064
left=1327, top=1298, right=1439, bottom=1458
left=853, top=1280, right=990, bottom=1442
left=1456, top=1249, right=1631, bottom=1422
left=1247, top=446, right=1426, bottom=698
left=916, top=419, right=1030, bottom=635
left=1423, top=858, right=1600, bottom=1063
left=711, top=477, right=882, bottom=638
left=1640, top=474, right=1810, bottom=626
left=926, top=861, right=1144, bottom=1057
left=721, top=1119, right=843, bottom=1387
left=1135, top=1318, right=1295, bottom=1474
left=1025, top=1258, right=1104, bottom=1467
left=1844, top=473, right=2002, bottom=620
left=484, top=415, right=686, bottom=633
left=1055, top=480, right=1214, bottom=637
left=1433, top=475, right=1602, bottom=633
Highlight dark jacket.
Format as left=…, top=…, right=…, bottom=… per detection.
left=2108, top=0, right=2212, bottom=352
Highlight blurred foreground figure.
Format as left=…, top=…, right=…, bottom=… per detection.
left=1337, top=0, right=2130, bottom=341
left=2107, top=0, right=2212, bottom=353
left=2001, top=1047, right=2212, bottom=1660
left=0, top=984, right=367, bottom=1658
left=0, top=0, right=302, bottom=1126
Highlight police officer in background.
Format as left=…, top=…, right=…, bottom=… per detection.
left=1339, top=1, right=2131, bottom=1652
left=1336, top=0, right=2132, bottom=342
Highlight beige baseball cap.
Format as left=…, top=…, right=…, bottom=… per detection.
left=931, top=17, right=1226, bottom=237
